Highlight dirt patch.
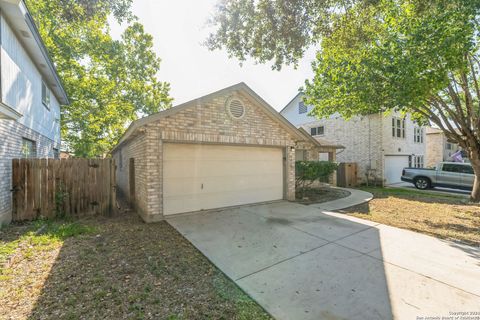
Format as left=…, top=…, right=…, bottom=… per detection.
left=343, top=187, right=480, bottom=246
left=0, top=214, right=271, bottom=320
left=294, top=187, right=350, bottom=205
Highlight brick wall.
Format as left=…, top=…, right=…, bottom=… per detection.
left=425, top=132, right=444, bottom=168
left=301, top=114, right=383, bottom=183
left=302, top=112, right=427, bottom=184
left=114, top=89, right=303, bottom=221
left=113, top=131, right=149, bottom=219
left=0, top=119, right=58, bottom=225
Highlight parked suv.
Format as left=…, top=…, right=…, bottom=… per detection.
left=401, top=162, right=474, bottom=190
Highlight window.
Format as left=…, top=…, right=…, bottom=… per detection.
left=392, top=117, right=405, bottom=138
left=414, top=127, right=424, bottom=143
left=21, top=138, right=36, bottom=158
left=442, top=163, right=462, bottom=173
left=42, top=81, right=50, bottom=109
left=459, top=165, right=474, bottom=175
left=446, top=142, right=453, bottom=150
left=412, top=155, right=424, bottom=168
left=310, top=126, right=325, bottom=136
left=298, top=101, right=307, bottom=114
left=53, top=148, right=59, bottom=159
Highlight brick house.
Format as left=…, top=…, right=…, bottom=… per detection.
left=111, top=83, right=335, bottom=222
left=0, top=0, right=69, bottom=225
left=281, top=93, right=426, bottom=185
left=425, top=127, right=464, bottom=167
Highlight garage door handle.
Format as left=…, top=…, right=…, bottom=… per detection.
left=201, top=183, right=203, bottom=189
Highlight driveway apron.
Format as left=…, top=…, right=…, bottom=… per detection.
left=168, top=198, right=480, bottom=320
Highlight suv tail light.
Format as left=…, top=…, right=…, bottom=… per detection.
left=402, top=169, right=405, bottom=176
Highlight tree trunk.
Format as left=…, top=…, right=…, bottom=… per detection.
left=468, top=150, right=480, bottom=202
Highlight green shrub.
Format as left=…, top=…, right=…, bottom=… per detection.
left=295, top=161, right=338, bottom=192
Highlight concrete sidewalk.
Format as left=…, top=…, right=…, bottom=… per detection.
left=167, top=191, right=480, bottom=320
left=309, top=187, right=373, bottom=211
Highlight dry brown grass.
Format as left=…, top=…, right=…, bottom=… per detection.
left=343, top=187, right=480, bottom=246
left=0, top=214, right=271, bottom=320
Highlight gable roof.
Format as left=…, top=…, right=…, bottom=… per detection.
left=112, top=82, right=324, bottom=152
left=0, top=0, right=69, bottom=104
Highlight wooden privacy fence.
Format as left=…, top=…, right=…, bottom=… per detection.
left=11, top=158, right=116, bottom=221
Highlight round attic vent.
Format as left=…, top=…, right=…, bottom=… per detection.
left=226, top=98, right=245, bottom=119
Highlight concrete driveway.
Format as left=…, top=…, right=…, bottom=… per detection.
left=167, top=201, right=480, bottom=319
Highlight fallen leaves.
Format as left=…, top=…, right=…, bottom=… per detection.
left=0, top=214, right=271, bottom=319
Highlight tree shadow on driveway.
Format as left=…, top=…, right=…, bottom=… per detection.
left=168, top=202, right=396, bottom=320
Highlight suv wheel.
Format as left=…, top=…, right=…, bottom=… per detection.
left=414, top=177, right=430, bottom=190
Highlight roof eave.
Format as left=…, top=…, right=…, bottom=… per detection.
left=279, top=91, right=303, bottom=114
left=111, top=83, right=318, bottom=153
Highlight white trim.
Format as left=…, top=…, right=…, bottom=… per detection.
left=0, top=101, right=22, bottom=120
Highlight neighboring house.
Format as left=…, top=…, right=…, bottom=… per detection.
left=425, top=127, right=464, bottom=167
left=0, top=0, right=69, bottom=224
left=111, top=83, right=334, bottom=222
left=281, top=93, right=426, bottom=185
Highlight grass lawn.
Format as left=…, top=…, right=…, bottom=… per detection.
left=343, top=187, right=480, bottom=246
left=0, top=214, right=271, bottom=320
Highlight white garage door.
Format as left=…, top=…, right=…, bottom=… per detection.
left=384, top=155, right=409, bottom=185
left=163, top=144, right=284, bottom=215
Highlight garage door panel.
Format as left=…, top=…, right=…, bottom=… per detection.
left=164, top=175, right=282, bottom=196
left=384, top=156, right=409, bottom=184
left=163, top=161, right=199, bottom=178
left=164, top=188, right=282, bottom=214
left=199, top=174, right=282, bottom=193
left=196, top=160, right=281, bottom=176
left=164, top=160, right=281, bottom=179
left=163, top=177, right=202, bottom=195
left=163, top=144, right=284, bottom=215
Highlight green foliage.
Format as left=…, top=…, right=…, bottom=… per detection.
left=25, top=0, right=172, bottom=157
left=0, top=220, right=94, bottom=270
left=295, top=161, right=338, bottom=189
left=304, top=0, right=478, bottom=121
left=54, top=183, right=69, bottom=218
left=30, top=220, right=96, bottom=240
left=206, top=0, right=344, bottom=70
left=208, top=0, right=480, bottom=200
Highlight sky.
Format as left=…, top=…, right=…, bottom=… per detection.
left=109, top=0, right=317, bottom=111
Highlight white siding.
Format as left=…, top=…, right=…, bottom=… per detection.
left=280, top=94, right=318, bottom=126
left=1, top=14, right=60, bottom=143
left=381, top=112, right=426, bottom=158
left=281, top=93, right=427, bottom=183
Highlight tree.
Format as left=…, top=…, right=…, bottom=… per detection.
left=26, top=0, right=172, bottom=157
left=207, top=0, right=480, bottom=201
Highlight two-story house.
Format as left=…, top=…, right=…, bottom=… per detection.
left=281, top=93, right=426, bottom=185
left=425, top=127, right=466, bottom=167
left=0, top=0, right=68, bottom=224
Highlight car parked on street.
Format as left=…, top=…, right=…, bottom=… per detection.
left=401, top=162, right=474, bottom=190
